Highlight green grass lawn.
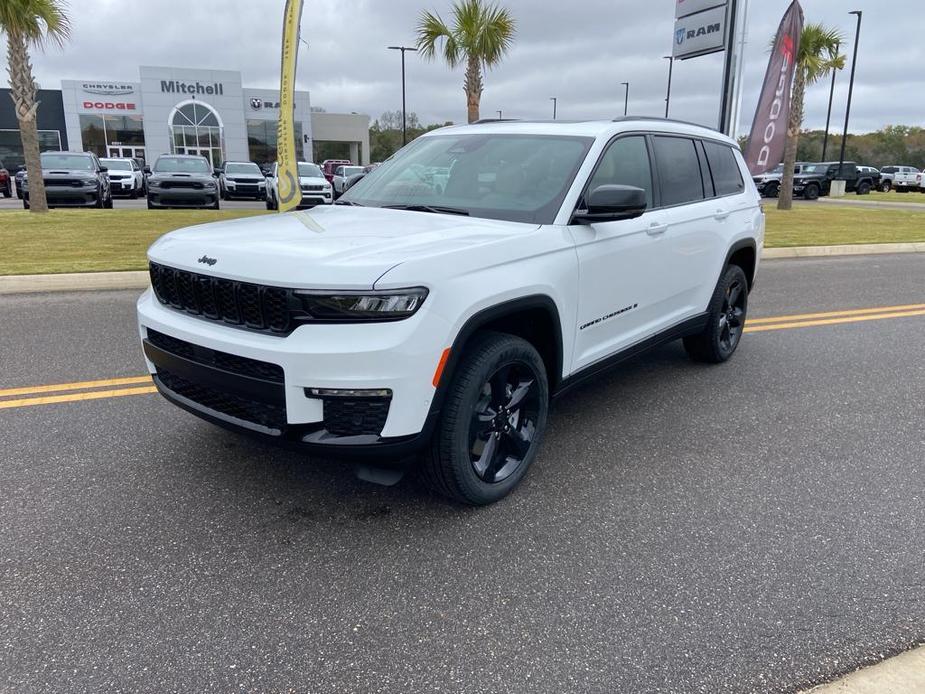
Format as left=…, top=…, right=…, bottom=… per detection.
left=867, top=190, right=925, bottom=204
left=0, top=209, right=268, bottom=275
left=0, top=206, right=923, bottom=276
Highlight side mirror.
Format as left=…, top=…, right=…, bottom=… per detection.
left=98, top=166, right=108, bottom=173
left=343, top=172, right=367, bottom=192
left=143, top=165, right=151, bottom=175
left=572, top=184, right=647, bottom=224
left=213, top=168, right=222, bottom=177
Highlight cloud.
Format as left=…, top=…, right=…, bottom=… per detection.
left=3, top=0, right=921, bottom=134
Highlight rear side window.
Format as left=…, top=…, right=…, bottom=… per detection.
left=702, top=141, right=745, bottom=196
left=652, top=136, right=704, bottom=206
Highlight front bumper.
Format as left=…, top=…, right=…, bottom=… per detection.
left=225, top=182, right=267, bottom=199
left=109, top=178, right=136, bottom=195
left=136, top=289, right=449, bottom=456
left=148, top=188, right=218, bottom=207
left=298, top=191, right=333, bottom=207
left=26, top=187, right=100, bottom=206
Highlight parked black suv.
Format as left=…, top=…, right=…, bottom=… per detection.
left=145, top=155, right=220, bottom=210
left=21, top=152, right=113, bottom=209
left=792, top=161, right=874, bottom=200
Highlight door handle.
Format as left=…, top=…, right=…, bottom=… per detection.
left=714, top=208, right=731, bottom=220
left=646, top=222, right=668, bottom=236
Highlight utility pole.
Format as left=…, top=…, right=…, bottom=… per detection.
left=550, top=97, right=557, bottom=120
left=838, top=12, right=862, bottom=173
left=821, top=46, right=839, bottom=161
left=387, top=45, right=417, bottom=145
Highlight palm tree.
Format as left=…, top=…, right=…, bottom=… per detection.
left=778, top=23, right=845, bottom=210
left=1, top=0, right=70, bottom=213
left=416, top=0, right=516, bottom=124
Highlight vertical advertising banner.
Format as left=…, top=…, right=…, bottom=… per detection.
left=276, top=0, right=304, bottom=212
left=743, top=1, right=803, bottom=176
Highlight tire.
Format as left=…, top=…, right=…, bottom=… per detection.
left=129, top=184, right=137, bottom=200
left=146, top=198, right=154, bottom=210
left=266, top=193, right=277, bottom=210
left=420, top=332, right=549, bottom=505
left=764, top=182, right=779, bottom=198
left=879, top=181, right=891, bottom=192
left=856, top=181, right=871, bottom=195
left=23, top=197, right=29, bottom=209
left=683, top=264, right=749, bottom=364
left=803, top=183, right=819, bottom=201
left=212, top=197, right=220, bottom=210
left=103, top=191, right=113, bottom=209
left=2, top=182, right=10, bottom=198
left=94, top=191, right=104, bottom=208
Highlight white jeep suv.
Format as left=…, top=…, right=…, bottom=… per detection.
left=265, top=161, right=332, bottom=209
left=137, top=118, right=763, bottom=505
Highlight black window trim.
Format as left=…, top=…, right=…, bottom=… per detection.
left=700, top=138, right=747, bottom=199
left=574, top=130, right=661, bottom=214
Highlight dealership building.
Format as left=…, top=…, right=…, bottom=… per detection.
left=0, top=65, right=370, bottom=170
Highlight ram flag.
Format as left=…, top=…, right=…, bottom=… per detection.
left=276, top=0, right=304, bottom=212
left=743, top=1, right=803, bottom=176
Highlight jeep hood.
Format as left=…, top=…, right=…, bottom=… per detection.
left=147, top=205, right=539, bottom=289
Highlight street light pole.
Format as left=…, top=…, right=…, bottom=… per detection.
left=497, top=110, right=502, bottom=119
left=550, top=97, right=557, bottom=120
left=621, top=82, right=630, bottom=116
left=663, top=57, right=673, bottom=118
left=387, top=45, right=417, bottom=146
left=837, top=12, right=862, bottom=173
left=821, top=44, right=839, bottom=161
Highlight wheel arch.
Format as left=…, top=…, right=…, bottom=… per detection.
left=433, top=295, right=564, bottom=413
left=724, top=238, right=758, bottom=291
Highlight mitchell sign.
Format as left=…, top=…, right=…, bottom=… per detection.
left=160, top=80, right=225, bottom=96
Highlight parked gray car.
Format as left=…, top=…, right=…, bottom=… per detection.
left=145, top=155, right=220, bottom=210
left=21, top=151, right=113, bottom=209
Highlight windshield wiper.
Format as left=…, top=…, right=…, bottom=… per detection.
left=381, top=204, right=469, bottom=216
left=334, top=199, right=363, bottom=206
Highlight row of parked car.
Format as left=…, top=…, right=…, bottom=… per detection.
left=3, top=152, right=372, bottom=210
left=753, top=161, right=924, bottom=199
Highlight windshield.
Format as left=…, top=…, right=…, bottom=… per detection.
left=341, top=133, right=594, bottom=224
left=298, top=163, right=323, bottom=178
left=225, top=162, right=261, bottom=175
left=100, top=159, right=131, bottom=171
left=40, top=153, right=94, bottom=171
left=154, top=156, right=210, bottom=174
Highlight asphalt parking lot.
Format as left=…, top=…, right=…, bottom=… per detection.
left=2, top=253, right=924, bottom=693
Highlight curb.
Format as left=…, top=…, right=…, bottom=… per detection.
left=0, top=242, right=923, bottom=294
left=802, top=644, right=925, bottom=693
left=0, top=270, right=149, bottom=295
left=762, top=242, right=925, bottom=259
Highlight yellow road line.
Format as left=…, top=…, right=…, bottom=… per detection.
left=0, top=385, right=158, bottom=410
left=746, top=303, right=925, bottom=326
left=744, top=308, right=925, bottom=333
left=0, top=375, right=152, bottom=399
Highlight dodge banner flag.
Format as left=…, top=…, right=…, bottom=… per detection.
left=743, top=1, right=803, bottom=176
left=276, top=0, right=304, bottom=213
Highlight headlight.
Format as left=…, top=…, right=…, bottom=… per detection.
left=294, top=288, right=428, bottom=321
left=148, top=179, right=161, bottom=189
left=204, top=181, right=217, bottom=190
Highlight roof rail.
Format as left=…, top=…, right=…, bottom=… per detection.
left=472, top=118, right=521, bottom=124
left=611, top=115, right=719, bottom=131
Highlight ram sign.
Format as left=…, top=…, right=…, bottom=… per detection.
left=672, top=4, right=727, bottom=60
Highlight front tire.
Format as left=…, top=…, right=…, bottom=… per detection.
left=683, top=264, right=748, bottom=364
left=764, top=181, right=779, bottom=198
left=803, top=183, right=819, bottom=200
left=880, top=181, right=892, bottom=192
left=856, top=181, right=871, bottom=195
left=421, top=332, right=549, bottom=505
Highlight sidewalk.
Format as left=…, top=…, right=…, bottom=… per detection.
left=803, top=645, right=925, bottom=693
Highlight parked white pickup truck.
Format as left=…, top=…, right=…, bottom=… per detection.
left=879, top=165, right=920, bottom=192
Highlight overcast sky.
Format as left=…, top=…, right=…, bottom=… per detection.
left=5, top=0, right=922, bottom=136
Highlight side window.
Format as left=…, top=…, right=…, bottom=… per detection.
left=335, top=166, right=344, bottom=176
left=702, top=141, right=745, bottom=196
left=585, top=135, right=653, bottom=209
left=652, top=136, right=704, bottom=206
left=695, top=141, right=715, bottom=197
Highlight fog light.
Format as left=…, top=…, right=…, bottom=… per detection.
left=306, top=387, right=392, bottom=398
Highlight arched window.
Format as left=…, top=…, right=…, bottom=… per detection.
left=168, top=100, right=224, bottom=168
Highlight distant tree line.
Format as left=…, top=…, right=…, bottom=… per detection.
left=369, top=111, right=454, bottom=162
left=742, top=126, right=925, bottom=170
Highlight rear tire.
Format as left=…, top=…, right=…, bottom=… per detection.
left=2, top=182, right=11, bottom=198
left=683, top=264, right=749, bottom=364
left=803, top=183, right=819, bottom=201
left=880, top=181, right=892, bottom=192
left=856, top=181, right=871, bottom=195
left=421, top=332, right=549, bottom=506
left=764, top=181, right=779, bottom=198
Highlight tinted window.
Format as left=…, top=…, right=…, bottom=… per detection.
left=298, top=163, right=324, bottom=178
left=702, top=141, right=745, bottom=196
left=586, top=135, right=653, bottom=209
left=153, top=156, right=210, bottom=174
left=40, top=153, right=95, bottom=171
left=653, top=136, right=704, bottom=206
left=696, top=142, right=714, bottom=197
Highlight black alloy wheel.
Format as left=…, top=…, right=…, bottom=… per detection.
left=803, top=183, right=820, bottom=200
left=683, top=264, right=749, bottom=364
left=468, top=361, right=542, bottom=484
left=422, top=332, right=549, bottom=505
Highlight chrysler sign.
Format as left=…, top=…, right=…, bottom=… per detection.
left=672, top=4, right=727, bottom=60
left=676, top=0, right=726, bottom=19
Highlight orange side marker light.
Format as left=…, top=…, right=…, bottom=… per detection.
left=432, top=348, right=451, bottom=387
